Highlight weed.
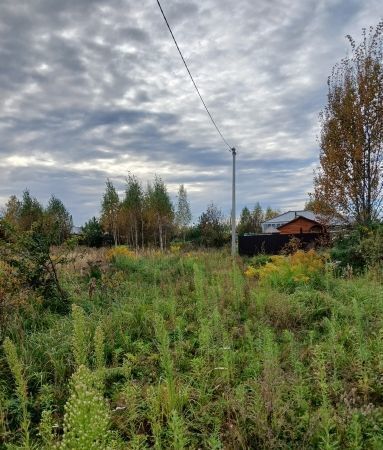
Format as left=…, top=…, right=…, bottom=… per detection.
left=3, top=338, right=30, bottom=449
left=1, top=249, right=383, bottom=448
left=59, top=365, right=114, bottom=449
left=71, top=305, right=89, bottom=368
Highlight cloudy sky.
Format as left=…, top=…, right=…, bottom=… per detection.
left=0, top=0, right=381, bottom=224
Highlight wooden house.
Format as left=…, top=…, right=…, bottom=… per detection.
left=277, top=215, right=325, bottom=234
left=261, top=210, right=318, bottom=233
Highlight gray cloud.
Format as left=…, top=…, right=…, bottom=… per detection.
left=0, top=0, right=382, bottom=224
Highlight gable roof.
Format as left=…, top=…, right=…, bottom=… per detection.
left=276, top=215, right=321, bottom=230
left=262, top=210, right=316, bottom=225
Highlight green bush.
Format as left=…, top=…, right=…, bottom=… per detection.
left=359, top=224, right=383, bottom=267
left=81, top=217, right=103, bottom=248
left=0, top=224, right=70, bottom=314
left=245, top=250, right=328, bottom=293
left=331, top=223, right=383, bottom=273
left=250, top=253, right=271, bottom=268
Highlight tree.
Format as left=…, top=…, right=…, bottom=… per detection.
left=18, top=190, right=43, bottom=231
left=252, top=202, right=264, bottom=233
left=304, top=198, right=316, bottom=211
left=0, top=222, right=69, bottom=313
left=264, top=206, right=280, bottom=221
left=237, top=206, right=253, bottom=235
left=44, top=195, right=73, bottom=245
left=100, top=179, right=120, bottom=246
left=314, top=22, right=383, bottom=225
left=81, top=217, right=103, bottom=248
left=146, top=176, right=173, bottom=250
left=237, top=203, right=265, bottom=235
left=175, top=184, right=192, bottom=241
left=1, top=195, right=21, bottom=229
left=198, top=203, right=227, bottom=247
left=122, top=174, right=143, bottom=249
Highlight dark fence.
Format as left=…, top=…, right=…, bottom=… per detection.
left=238, top=233, right=325, bottom=256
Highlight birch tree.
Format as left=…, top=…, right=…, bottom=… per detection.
left=44, top=195, right=73, bottom=245
left=122, top=174, right=143, bottom=249
left=147, top=176, right=173, bottom=250
left=237, top=207, right=252, bottom=235
left=175, top=184, right=192, bottom=241
left=100, top=179, right=120, bottom=245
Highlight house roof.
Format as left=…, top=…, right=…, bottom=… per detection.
left=262, top=210, right=316, bottom=225
left=277, top=215, right=321, bottom=230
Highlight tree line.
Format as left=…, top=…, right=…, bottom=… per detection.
left=97, top=175, right=190, bottom=250
left=237, top=203, right=280, bottom=235
left=1, top=178, right=283, bottom=250
left=1, top=190, right=73, bottom=245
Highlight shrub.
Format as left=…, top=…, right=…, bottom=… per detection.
left=0, top=259, right=22, bottom=297
left=0, top=224, right=69, bottom=314
left=246, top=250, right=327, bottom=292
left=244, top=266, right=258, bottom=278
left=281, top=236, right=302, bottom=255
left=331, top=223, right=383, bottom=273
left=359, top=224, right=383, bottom=267
left=250, top=254, right=271, bottom=268
left=81, top=218, right=103, bottom=248
left=106, top=246, right=136, bottom=262
left=331, top=227, right=366, bottom=273
left=0, top=260, right=31, bottom=333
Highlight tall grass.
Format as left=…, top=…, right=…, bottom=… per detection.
left=0, top=249, right=382, bottom=448
left=3, top=338, right=30, bottom=449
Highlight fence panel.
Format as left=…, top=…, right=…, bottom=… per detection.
left=238, top=233, right=324, bottom=256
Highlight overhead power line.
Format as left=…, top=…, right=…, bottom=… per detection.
left=156, top=0, right=233, bottom=151
left=156, top=0, right=237, bottom=256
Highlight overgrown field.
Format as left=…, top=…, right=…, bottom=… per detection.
left=1, top=248, right=383, bottom=449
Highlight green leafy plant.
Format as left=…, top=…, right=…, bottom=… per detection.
left=72, top=305, right=89, bottom=368
left=3, top=338, right=30, bottom=449
left=1, top=223, right=69, bottom=313
left=59, top=365, right=114, bottom=449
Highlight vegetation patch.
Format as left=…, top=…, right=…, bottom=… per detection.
left=1, top=249, right=383, bottom=449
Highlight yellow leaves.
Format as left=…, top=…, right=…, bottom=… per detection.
left=0, top=260, right=20, bottom=293
left=270, top=255, right=285, bottom=264
left=244, top=266, right=257, bottom=278
left=105, top=246, right=135, bottom=261
left=292, top=274, right=310, bottom=283
left=0, top=260, right=14, bottom=276
left=244, top=250, right=326, bottom=287
left=170, top=243, right=181, bottom=254
left=290, top=250, right=325, bottom=272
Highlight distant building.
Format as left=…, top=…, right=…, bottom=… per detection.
left=277, top=215, right=325, bottom=234
left=261, top=210, right=317, bottom=233
left=261, top=210, right=347, bottom=234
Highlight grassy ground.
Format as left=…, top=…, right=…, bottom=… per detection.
left=1, top=248, right=383, bottom=449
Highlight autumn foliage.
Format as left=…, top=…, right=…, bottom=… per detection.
left=314, top=21, right=383, bottom=225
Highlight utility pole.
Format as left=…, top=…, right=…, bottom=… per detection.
left=231, top=147, right=237, bottom=257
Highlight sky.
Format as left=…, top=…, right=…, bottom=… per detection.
left=0, top=0, right=382, bottom=225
